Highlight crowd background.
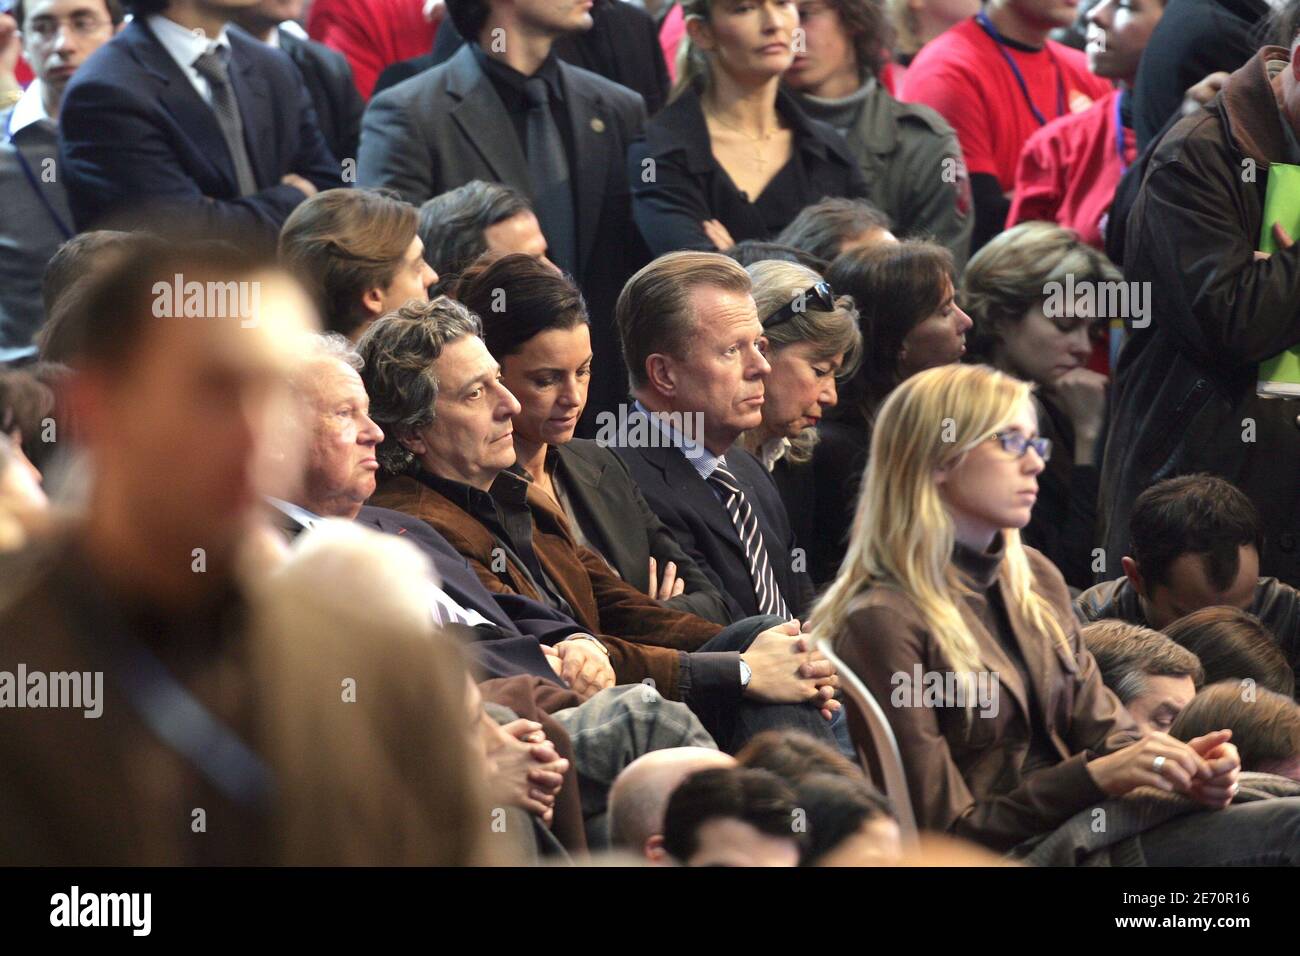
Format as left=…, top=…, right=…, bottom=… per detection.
left=2, top=0, right=1300, bottom=867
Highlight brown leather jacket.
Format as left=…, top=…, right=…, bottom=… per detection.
left=369, top=472, right=722, bottom=699
left=833, top=537, right=1139, bottom=852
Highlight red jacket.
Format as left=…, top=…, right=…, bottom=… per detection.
left=306, top=0, right=437, bottom=100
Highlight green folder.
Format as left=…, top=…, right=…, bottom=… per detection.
left=1257, top=163, right=1300, bottom=397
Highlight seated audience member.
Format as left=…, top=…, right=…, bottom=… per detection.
left=0, top=368, right=54, bottom=485
left=794, top=772, right=903, bottom=866
left=1163, top=607, right=1296, bottom=699
left=628, top=0, right=868, bottom=256
left=1172, top=682, right=1300, bottom=779
left=274, top=331, right=722, bottom=847
left=898, top=0, right=1111, bottom=253
left=1075, top=475, right=1300, bottom=675
left=1081, top=620, right=1204, bottom=734
left=607, top=747, right=737, bottom=863
left=356, top=298, right=841, bottom=752
left=59, top=0, right=341, bottom=239
left=1007, top=0, right=1165, bottom=249
left=455, top=253, right=732, bottom=625
left=774, top=197, right=897, bottom=265
left=661, top=766, right=802, bottom=866
left=813, top=240, right=968, bottom=583
left=0, top=0, right=122, bottom=353
left=0, top=432, right=47, bottom=551
left=279, top=188, right=437, bottom=340
left=306, top=0, right=437, bottom=100
left=725, top=240, right=828, bottom=270
left=886, top=0, right=981, bottom=71
left=613, top=252, right=817, bottom=621
left=736, top=726, right=864, bottom=780
left=375, top=0, right=671, bottom=116
left=0, top=239, right=489, bottom=865
left=356, top=0, right=648, bottom=432
left=781, top=0, right=972, bottom=268
left=231, top=0, right=365, bottom=164
left=418, top=181, right=552, bottom=296
left=962, top=221, right=1116, bottom=590
left=740, top=259, right=862, bottom=561
left=807, top=362, right=1300, bottom=863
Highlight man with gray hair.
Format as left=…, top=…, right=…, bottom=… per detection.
left=418, top=180, right=553, bottom=295
left=1082, top=620, right=1205, bottom=735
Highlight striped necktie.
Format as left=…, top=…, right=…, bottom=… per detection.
left=192, top=46, right=258, bottom=197
left=707, top=462, right=789, bottom=618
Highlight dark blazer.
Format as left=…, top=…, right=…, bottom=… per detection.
left=375, top=0, right=670, bottom=115
left=357, top=505, right=581, bottom=683
left=277, top=27, right=365, bottom=165
left=554, top=439, right=732, bottom=625
left=358, top=43, right=649, bottom=422
left=59, top=19, right=342, bottom=239
left=627, top=83, right=870, bottom=256
left=615, top=438, right=815, bottom=621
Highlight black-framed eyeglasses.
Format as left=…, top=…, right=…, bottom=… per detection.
left=762, top=281, right=835, bottom=328
left=990, top=431, right=1052, bottom=462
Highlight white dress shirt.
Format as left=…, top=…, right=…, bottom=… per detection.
left=147, top=14, right=233, bottom=106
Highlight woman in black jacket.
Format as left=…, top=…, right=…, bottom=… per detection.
left=628, top=0, right=868, bottom=257
left=453, top=252, right=734, bottom=625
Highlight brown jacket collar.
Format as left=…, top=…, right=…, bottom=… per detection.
left=1221, top=45, right=1295, bottom=168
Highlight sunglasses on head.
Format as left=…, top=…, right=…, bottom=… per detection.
left=762, top=281, right=835, bottom=328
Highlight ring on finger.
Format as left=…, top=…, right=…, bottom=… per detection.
left=1152, top=754, right=1166, bottom=774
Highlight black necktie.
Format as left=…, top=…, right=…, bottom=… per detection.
left=708, top=462, right=790, bottom=618
left=192, top=46, right=258, bottom=197
left=523, top=76, right=576, bottom=274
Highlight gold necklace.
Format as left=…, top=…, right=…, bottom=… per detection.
left=704, top=106, right=780, bottom=171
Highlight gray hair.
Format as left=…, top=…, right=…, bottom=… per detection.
left=776, top=198, right=892, bottom=264
left=743, top=259, right=863, bottom=465
left=1081, top=620, right=1205, bottom=705
left=418, top=181, right=533, bottom=295
left=355, top=297, right=484, bottom=475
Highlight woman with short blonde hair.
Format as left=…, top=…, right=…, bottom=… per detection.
left=806, top=363, right=1299, bottom=864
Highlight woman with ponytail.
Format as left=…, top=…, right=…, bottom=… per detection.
left=627, top=0, right=867, bottom=256
left=809, top=364, right=1300, bottom=864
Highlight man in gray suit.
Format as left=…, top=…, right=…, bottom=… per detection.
left=357, top=0, right=649, bottom=430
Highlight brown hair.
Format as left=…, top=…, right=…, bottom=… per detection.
left=826, top=240, right=955, bottom=422
left=736, top=729, right=867, bottom=785
left=775, top=197, right=892, bottom=265
left=1163, top=606, right=1295, bottom=698
left=453, top=253, right=588, bottom=362
left=801, top=0, right=894, bottom=81
left=279, top=189, right=419, bottom=339
left=1170, top=682, right=1300, bottom=775
left=616, top=250, right=752, bottom=393
left=1081, top=620, right=1205, bottom=705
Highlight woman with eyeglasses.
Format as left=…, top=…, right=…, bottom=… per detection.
left=961, top=221, right=1116, bottom=591
left=740, top=259, right=862, bottom=560
left=806, top=363, right=1300, bottom=865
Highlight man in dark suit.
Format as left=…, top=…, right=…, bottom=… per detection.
left=611, top=251, right=816, bottom=621
left=373, top=0, right=670, bottom=115
left=357, top=0, right=649, bottom=426
left=59, top=0, right=343, bottom=240
left=231, top=1, right=365, bottom=163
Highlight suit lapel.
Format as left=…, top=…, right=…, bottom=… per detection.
left=561, top=65, right=609, bottom=273
left=643, top=443, right=747, bottom=562
left=446, top=46, right=530, bottom=189
left=128, top=20, right=239, bottom=191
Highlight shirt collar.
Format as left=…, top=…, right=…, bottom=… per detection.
left=7, top=80, right=51, bottom=137
left=758, top=436, right=792, bottom=471
left=148, top=13, right=232, bottom=69
left=632, top=399, right=725, bottom=481
left=470, top=41, right=563, bottom=99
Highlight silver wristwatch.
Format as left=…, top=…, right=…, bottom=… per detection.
left=739, top=657, right=752, bottom=689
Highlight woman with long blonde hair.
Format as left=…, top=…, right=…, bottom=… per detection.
left=805, top=363, right=1300, bottom=864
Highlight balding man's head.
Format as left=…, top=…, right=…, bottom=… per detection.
left=607, top=747, right=735, bottom=863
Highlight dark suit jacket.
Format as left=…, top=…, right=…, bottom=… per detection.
left=277, top=27, right=365, bottom=165
left=375, top=0, right=670, bottom=115
left=368, top=472, right=723, bottom=699
left=616, top=438, right=815, bottom=621
left=356, top=504, right=581, bottom=683
left=554, top=439, right=732, bottom=625
left=357, top=44, right=649, bottom=422
left=627, top=83, right=869, bottom=256
left=60, top=19, right=342, bottom=239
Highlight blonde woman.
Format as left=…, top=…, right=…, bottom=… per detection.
left=628, top=0, right=867, bottom=256
left=806, top=363, right=1300, bottom=865
left=741, top=258, right=861, bottom=567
